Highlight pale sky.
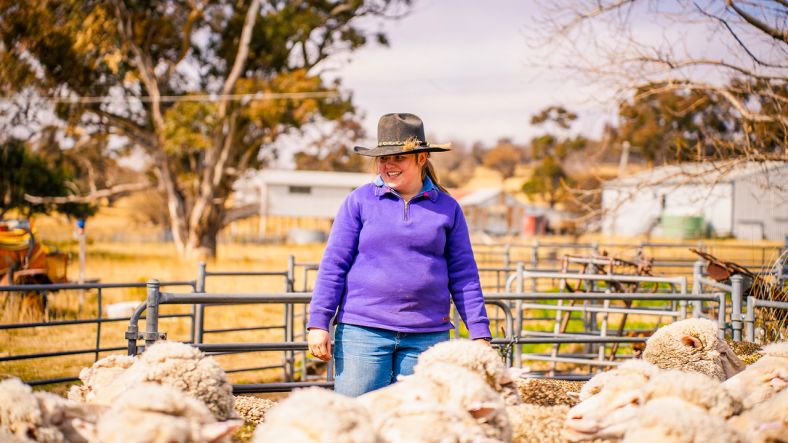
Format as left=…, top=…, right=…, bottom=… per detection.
left=322, top=0, right=614, bottom=151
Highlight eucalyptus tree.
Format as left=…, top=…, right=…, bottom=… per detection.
left=0, top=0, right=409, bottom=257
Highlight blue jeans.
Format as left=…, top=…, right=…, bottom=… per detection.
left=332, top=323, right=450, bottom=397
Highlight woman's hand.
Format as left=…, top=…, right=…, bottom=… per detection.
left=308, top=328, right=332, bottom=361
left=474, top=338, right=492, bottom=347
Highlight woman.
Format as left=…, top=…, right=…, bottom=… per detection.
left=307, top=113, right=491, bottom=397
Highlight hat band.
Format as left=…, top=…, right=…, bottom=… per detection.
left=377, top=137, right=427, bottom=151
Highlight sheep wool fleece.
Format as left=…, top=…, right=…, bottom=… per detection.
left=309, top=181, right=491, bottom=339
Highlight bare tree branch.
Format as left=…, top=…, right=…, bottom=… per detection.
left=24, top=182, right=151, bottom=204
left=727, top=0, right=788, bottom=43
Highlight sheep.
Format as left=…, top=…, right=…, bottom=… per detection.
left=251, top=387, right=381, bottom=443
left=0, top=377, right=102, bottom=443
left=414, top=339, right=512, bottom=392
left=233, top=396, right=277, bottom=425
left=642, top=318, right=744, bottom=381
left=375, top=401, right=498, bottom=443
left=723, top=352, right=788, bottom=410
left=761, top=340, right=788, bottom=359
left=67, top=354, right=135, bottom=402
left=90, top=383, right=241, bottom=443
left=620, top=398, right=746, bottom=443
left=577, top=359, right=660, bottom=402
left=564, top=367, right=739, bottom=441
left=512, top=378, right=583, bottom=407
left=71, top=341, right=236, bottom=420
left=727, top=388, right=788, bottom=443
left=358, top=362, right=511, bottom=442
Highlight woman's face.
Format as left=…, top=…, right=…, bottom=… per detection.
left=377, top=152, right=426, bottom=194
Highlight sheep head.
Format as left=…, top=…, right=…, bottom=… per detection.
left=643, top=318, right=744, bottom=381
left=563, top=382, right=642, bottom=441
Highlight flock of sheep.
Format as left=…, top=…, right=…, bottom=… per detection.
left=0, top=317, right=786, bottom=442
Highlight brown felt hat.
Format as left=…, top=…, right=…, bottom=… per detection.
left=353, top=113, right=451, bottom=157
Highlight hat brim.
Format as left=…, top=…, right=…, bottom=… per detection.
left=353, top=145, right=451, bottom=157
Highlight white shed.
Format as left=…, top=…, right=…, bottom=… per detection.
left=233, top=169, right=373, bottom=218
left=601, top=161, right=788, bottom=240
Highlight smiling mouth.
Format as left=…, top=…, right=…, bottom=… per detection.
left=386, top=172, right=401, bottom=178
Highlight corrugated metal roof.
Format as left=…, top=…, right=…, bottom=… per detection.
left=604, top=161, right=788, bottom=188
left=458, top=188, right=503, bottom=206
left=245, top=169, right=374, bottom=188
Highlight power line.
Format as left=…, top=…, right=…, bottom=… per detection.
left=0, top=90, right=341, bottom=105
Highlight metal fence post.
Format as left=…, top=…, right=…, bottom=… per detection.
left=514, top=262, right=524, bottom=368
left=716, top=292, right=726, bottom=340
left=285, top=255, right=295, bottom=381
left=744, top=296, right=755, bottom=342
left=194, top=262, right=207, bottom=344
left=692, top=260, right=704, bottom=317
left=730, top=274, right=744, bottom=342
left=145, top=279, right=161, bottom=347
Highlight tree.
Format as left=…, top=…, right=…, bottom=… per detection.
left=0, top=0, right=410, bottom=258
left=521, top=156, right=574, bottom=208
left=482, top=138, right=526, bottom=179
left=0, top=139, right=95, bottom=219
left=531, top=1, right=787, bottom=162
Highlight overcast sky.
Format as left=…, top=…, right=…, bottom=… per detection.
left=322, top=0, right=614, bottom=151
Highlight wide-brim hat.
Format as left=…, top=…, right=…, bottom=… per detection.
left=354, top=113, right=451, bottom=157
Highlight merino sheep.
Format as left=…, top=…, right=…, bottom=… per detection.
left=0, top=377, right=102, bottom=443
left=252, top=387, right=381, bottom=443
left=727, top=388, right=788, bottom=443
left=414, top=339, right=511, bottom=391
left=723, top=352, right=788, bottom=410
left=358, top=362, right=511, bottom=442
left=621, top=398, right=746, bottom=443
left=91, top=383, right=240, bottom=443
left=577, top=359, right=660, bottom=402
left=512, top=378, right=583, bottom=407
left=761, top=340, right=788, bottom=359
left=565, top=366, right=739, bottom=441
left=375, top=401, right=497, bottom=443
left=233, top=396, right=277, bottom=425
left=68, top=354, right=135, bottom=403
left=642, top=318, right=744, bottom=381
left=72, top=341, right=236, bottom=420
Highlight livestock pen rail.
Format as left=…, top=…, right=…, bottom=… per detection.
left=0, top=280, right=196, bottom=386
left=472, top=240, right=787, bottom=278
left=131, top=277, right=737, bottom=392
left=2, top=242, right=785, bottom=391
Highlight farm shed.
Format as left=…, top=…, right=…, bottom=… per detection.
left=601, top=161, right=788, bottom=240
left=458, top=188, right=571, bottom=236
left=232, top=169, right=372, bottom=238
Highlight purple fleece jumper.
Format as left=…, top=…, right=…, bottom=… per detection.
left=307, top=177, right=491, bottom=339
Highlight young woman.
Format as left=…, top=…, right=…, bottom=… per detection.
left=307, top=113, right=491, bottom=397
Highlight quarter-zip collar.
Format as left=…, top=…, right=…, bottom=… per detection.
left=373, top=175, right=439, bottom=202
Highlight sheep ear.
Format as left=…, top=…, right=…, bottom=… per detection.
left=680, top=335, right=702, bottom=349
left=566, top=391, right=580, bottom=401
left=203, top=420, right=243, bottom=442
left=769, top=375, right=787, bottom=390
left=467, top=402, right=497, bottom=419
